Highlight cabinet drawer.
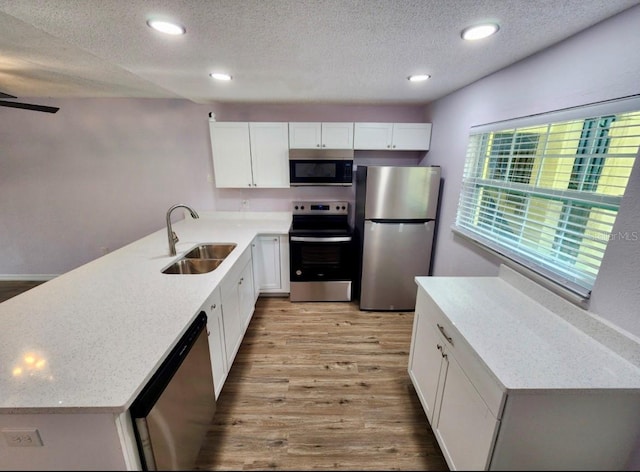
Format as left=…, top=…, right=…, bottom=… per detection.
left=416, top=289, right=505, bottom=419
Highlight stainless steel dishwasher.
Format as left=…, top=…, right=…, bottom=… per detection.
left=130, top=312, right=216, bottom=470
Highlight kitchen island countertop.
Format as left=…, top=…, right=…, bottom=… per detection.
left=0, top=211, right=291, bottom=414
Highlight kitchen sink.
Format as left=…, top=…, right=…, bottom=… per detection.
left=183, top=243, right=237, bottom=260
left=161, top=258, right=224, bottom=275
left=161, top=243, right=237, bottom=274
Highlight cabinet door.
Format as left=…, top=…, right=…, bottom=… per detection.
left=238, top=259, right=255, bottom=329
left=249, top=122, right=290, bottom=188
left=209, top=121, right=253, bottom=188
left=435, top=352, right=499, bottom=471
left=391, top=123, right=432, bottom=150
left=204, top=288, right=227, bottom=399
left=220, top=275, right=243, bottom=367
left=353, top=122, right=394, bottom=149
left=321, top=122, right=354, bottom=149
left=289, top=122, right=322, bottom=148
left=408, top=310, right=446, bottom=423
left=278, top=235, right=290, bottom=293
left=252, top=235, right=282, bottom=292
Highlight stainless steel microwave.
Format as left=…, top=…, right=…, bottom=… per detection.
left=289, top=149, right=354, bottom=186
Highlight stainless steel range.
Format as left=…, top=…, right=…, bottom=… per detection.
left=289, top=200, right=355, bottom=302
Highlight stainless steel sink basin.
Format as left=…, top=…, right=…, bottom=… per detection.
left=183, top=243, right=237, bottom=260
left=161, top=258, right=224, bottom=275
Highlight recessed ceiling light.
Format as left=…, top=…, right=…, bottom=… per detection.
left=210, top=73, right=232, bottom=81
left=408, top=75, right=430, bottom=82
left=146, top=19, right=186, bottom=35
left=461, top=23, right=499, bottom=41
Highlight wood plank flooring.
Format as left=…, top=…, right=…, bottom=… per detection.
left=0, top=280, right=45, bottom=303
left=0, top=283, right=448, bottom=470
left=195, top=297, right=448, bottom=471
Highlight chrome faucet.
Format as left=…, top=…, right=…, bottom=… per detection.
left=166, top=204, right=200, bottom=256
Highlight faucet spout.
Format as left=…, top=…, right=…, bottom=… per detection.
left=166, top=204, right=200, bottom=256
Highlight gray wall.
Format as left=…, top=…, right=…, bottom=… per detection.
left=423, top=5, right=640, bottom=337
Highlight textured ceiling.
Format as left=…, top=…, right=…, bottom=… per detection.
left=0, top=0, right=638, bottom=105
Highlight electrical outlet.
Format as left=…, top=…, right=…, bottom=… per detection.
left=2, top=429, right=43, bottom=447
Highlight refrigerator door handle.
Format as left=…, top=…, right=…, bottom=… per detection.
left=369, top=219, right=431, bottom=224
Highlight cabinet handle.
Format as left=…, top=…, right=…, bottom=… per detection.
left=316, top=144, right=320, bottom=147
left=437, top=323, right=453, bottom=345
left=248, top=183, right=252, bottom=187
left=436, top=344, right=443, bottom=352
left=442, top=353, right=448, bottom=360
left=387, top=144, right=391, bottom=148
left=392, top=145, right=396, bottom=148
left=210, top=304, right=216, bottom=310
left=239, top=277, right=244, bottom=284
left=273, top=238, right=278, bottom=242
left=322, top=144, right=326, bottom=147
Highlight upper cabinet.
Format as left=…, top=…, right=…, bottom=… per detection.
left=354, top=122, right=432, bottom=150
left=289, top=122, right=354, bottom=149
left=209, top=121, right=289, bottom=188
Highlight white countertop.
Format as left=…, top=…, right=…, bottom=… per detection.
left=415, top=275, right=640, bottom=393
left=0, top=211, right=291, bottom=414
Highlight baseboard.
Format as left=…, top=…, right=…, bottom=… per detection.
left=0, top=274, right=58, bottom=281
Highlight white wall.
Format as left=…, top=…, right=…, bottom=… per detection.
left=424, top=5, right=640, bottom=337
left=0, top=98, right=216, bottom=276
left=1, top=100, right=425, bottom=276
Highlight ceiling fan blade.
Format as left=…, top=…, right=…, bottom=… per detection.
left=0, top=100, right=59, bottom=113
left=0, top=91, right=17, bottom=99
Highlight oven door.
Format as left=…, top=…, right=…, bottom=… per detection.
left=289, top=235, right=354, bottom=301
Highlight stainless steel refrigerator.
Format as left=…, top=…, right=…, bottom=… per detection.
left=355, top=165, right=441, bottom=311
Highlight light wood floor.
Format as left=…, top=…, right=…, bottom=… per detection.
left=0, top=283, right=448, bottom=470
left=195, top=297, right=448, bottom=471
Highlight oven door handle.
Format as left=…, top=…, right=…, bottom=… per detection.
left=290, top=236, right=352, bottom=242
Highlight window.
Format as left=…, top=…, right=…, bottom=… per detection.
left=454, top=97, right=640, bottom=298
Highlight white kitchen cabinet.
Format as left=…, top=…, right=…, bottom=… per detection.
left=238, top=257, right=255, bottom=330
left=354, top=122, right=431, bottom=150
left=209, top=121, right=289, bottom=188
left=410, top=277, right=640, bottom=471
left=251, top=234, right=290, bottom=295
left=220, top=246, right=255, bottom=367
left=201, top=287, right=227, bottom=399
left=409, top=290, right=500, bottom=470
left=288, top=122, right=354, bottom=149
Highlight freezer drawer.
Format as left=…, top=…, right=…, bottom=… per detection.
left=359, top=220, right=435, bottom=310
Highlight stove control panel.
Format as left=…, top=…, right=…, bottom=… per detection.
left=292, top=201, right=349, bottom=216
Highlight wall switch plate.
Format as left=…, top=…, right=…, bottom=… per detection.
left=2, top=428, right=43, bottom=447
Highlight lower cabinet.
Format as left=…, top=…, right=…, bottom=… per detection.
left=409, top=284, right=640, bottom=471
left=409, top=293, right=499, bottom=470
left=251, top=234, right=290, bottom=295
left=202, top=233, right=289, bottom=401
left=220, top=246, right=255, bottom=370
left=238, top=256, right=255, bottom=329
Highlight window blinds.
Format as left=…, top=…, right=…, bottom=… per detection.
left=454, top=97, right=640, bottom=298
